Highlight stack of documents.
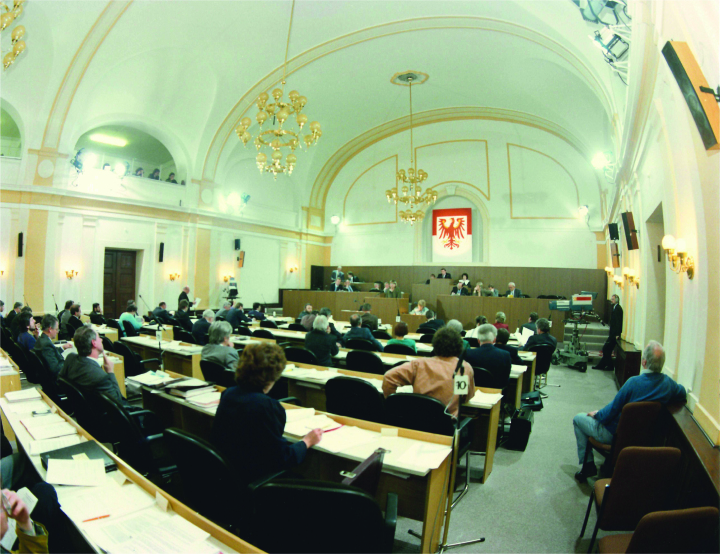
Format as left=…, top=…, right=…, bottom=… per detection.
left=467, top=390, right=503, bottom=408
left=0, top=357, right=16, bottom=375
left=4, top=399, right=52, bottom=414
left=5, top=389, right=42, bottom=402
left=282, top=367, right=337, bottom=383
left=284, top=412, right=343, bottom=436
left=186, top=391, right=222, bottom=409
left=127, top=371, right=181, bottom=387
left=519, top=351, right=534, bottom=361
left=21, top=414, right=78, bottom=441
left=510, top=364, right=528, bottom=377
left=28, top=435, right=85, bottom=456
left=46, top=458, right=106, bottom=487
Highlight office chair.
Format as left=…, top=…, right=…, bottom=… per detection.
left=597, top=506, right=719, bottom=554
left=122, top=320, right=139, bottom=338
left=251, top=480, right=397, bottom=553
left=111, top=341, right=159, bottom=378
left=418, top=334, right=435, bottom=344
left=345, top=338, right=380, bottom=352
left=252, top=329, right=275, bottom=340
left=233, top=325, right=252, bottom=337
left=383, top=343, right=416, bottom=356
left=529, top=344, right=557, bottom=397
left=287, top=323, right=307, bottom=332
left=346, top=350, right=384, bottom=375
left=283, top=346, right=319, bottom=366
left=372, top=330, right=392, bottom=340
left=27, top=350, right=68, bottom=412
left=580, top=446, right=682, bottom=553
left=472, top=367, right=498, bottom=388
left=260, top=320, right=278, bottom=329
left=57, top=378, right=114, bottom=442
left=466, top=337, right=479, bottom=348
left=385, top=393, right=474, bottom=508
left=101, top=335, right=114, bottom=353
left=200, top=360, right=236, bottom=388
left=7, top=339, right=39, bottom=384
left=416, top=326, right=436, bottom=335
left=325, top=377, right=384, bottom=423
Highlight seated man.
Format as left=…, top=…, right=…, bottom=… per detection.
left=192, top=309, right=214, bottom=345
left=67, top=304, right=84, bottom=334
left=342, top=314, right=383, bottom=351
left=118, top=304, right=144, bottom=337
left=521, top=312, right=538, bottom=334
left=572, top=341, right=686, bottom=482
left=11, top=307, right=32, bottom=341
left=505, top=282, right=522, bottom=298
left=300, top=311, right=317, bottom=332
left=59, top=325, right=127, bottom=406
left=425, top=273, right=436, bottom=284
left=438, top=268, right=452, bottom=279
left=175, top=299, right=193, bottom=332
left=370, top=282, right=383, bottom=292
left=330, top=278, right=345, bottom=292
left=319, top=308, right=342, bottom=341
left=359, top=303, right=379, bottom=330
left=15, top=313, right=38, bottom=350
left=344, top=279, right=354, bottom=293
left=89, top=303, right=106, bottom=325
left=304, top=315, right=339, bottom=367
left=482, top=284, right=499, bottom=297
left=347, top=272, right=358, bottom=283
left=297, top=303, right=313, bottom=321
left=494, top=328, right=523, bottom=365
left=451, top=282, right=471, bottom=296
left=522, top=318, right=557, bottom=351
left=152, top=302, right=171, bottom=324
left=247, top=303, right=266, bottom=320
left=465, top=316, right=488, bottom=339
left=33, top=315, right=73, bottom=380
left=215, top=301, right=232, bottom=320
left=202, top=321, right=239, bottom=370
left=419, top=310, right=445, bottom=331
left=464, top=324, right=511, bottom=389
left=58, top=300, right=73, bottom=336
left=227, top=301, right=251, bottom=328
left=382, top=327, right=475, bottom=417
left=4, top=301, right=22, bottom=330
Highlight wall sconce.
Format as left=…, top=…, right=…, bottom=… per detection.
left=223, top=275, right=231, bottom=283
left=613, top=275, right=624, bottom=288
left=604, top=266, right=613, bottom=277
left=288, top=266, right=298, bottom=273
left=623, top=267, right=639, bottom=288
left=661, top=235, right=695, bottom=279
left=65, top=270, right=79, bottom=280
left=169, top=273, right=180, bottom=281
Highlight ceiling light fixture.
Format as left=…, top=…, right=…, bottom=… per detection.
left=1, top=0, right=26, bottom=71
left=330, top=215, right=340, bottom=225
left=89, top=134, right=127, bottom=147
left=386, top=71, right=437, bottom=225
left=235, top=0, right=321, bottom=179
left=591, top=150, right=617, bottom=183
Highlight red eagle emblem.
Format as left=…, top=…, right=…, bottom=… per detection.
left=437, top=217, right=466, bottom=250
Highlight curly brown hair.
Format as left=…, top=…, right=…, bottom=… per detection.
left=431, top=327, right=463, bottom=358
left=235, top=343, right=287, bottom=389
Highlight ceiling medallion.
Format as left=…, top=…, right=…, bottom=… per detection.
left=235, top=0, right=321, bottom=179
left=386, top=71, right=437, bottom=225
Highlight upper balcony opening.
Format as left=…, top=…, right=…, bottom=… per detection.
left=1, top=103, right=22, bottom=159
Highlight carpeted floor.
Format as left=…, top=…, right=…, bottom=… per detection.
left=394, top=363, right=619, bottom=553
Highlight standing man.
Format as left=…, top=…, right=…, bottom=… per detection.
left=505, top=282, right=522, bottom=298
left=89, top=303, right=106, bottom=325
left=34, top=314, right=73, bottom=379
left=439, top=268, right=452, bottom=279
left=330, top=266, right=344, bottom=282
left=192, top=309, right=214, bottom=345
left=178, top=286, right=194, bottom=310
left=593, top=294, right=623, bottom=370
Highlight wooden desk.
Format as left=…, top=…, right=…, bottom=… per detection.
left=400, top=313, right=427, bottom=333
left=92, top=325, right=119, bottom=343
left=614, top=339, right=641, bottom=387
left=141, top=379, right=452, bottom=553
left=140, top=324, right=174, bottom=342
left=0, top=350, right=21, bottom=441
left=0, top=390, right=262, bottom=553
left=121, top=336, right=203, bottom=379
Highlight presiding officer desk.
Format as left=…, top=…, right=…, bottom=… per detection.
left=141, top=370, right=453, bottom=553
left=0, top=389, right=261, bottom=553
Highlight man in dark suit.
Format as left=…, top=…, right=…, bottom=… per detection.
left=34, top=314, right=74, bottom=379
left=318, top=308, right=342, bottom=341
left=521, top=312, right=538, bottom=334
left=227, top=301, right=251, bottom=328
left=522, top=318, right=557, bottom=350
left=330, top=266, right=344, bottom=282
left=347, top=272, right=359, bottom=283
left=192, top=309, right=214, bottom=345
left=66, top=304, right=84, bottom=334
left=439, top=268, right=452, bottom=279
left=330, top=278, right=345, bottom=292
left=178, top=286, right=194, bottom=310
left=175, top=299, right=193, bottom=331
left=359, top=303, right=379, bottom=330
left=10, top=305, right=30, bottom=339
left=247, top=302, right=266, bottom=320
left=342, top=314, right=383, bottom=351
left=89, top=303, right=106, bottom=325
left=593, top=295, right=623, bottom=370
left=152, top=302, right=171, bottom=324
left=494, top=328, right=523, bottom=365
left=5, top=302, right=21, bottom=329
left=425, top=274, right=436, bottom=284
left=420, top=310, right=445, bottom=331
left=504, top=282, right=522, bottom=298
left=464, top=324, right=512, bottom=389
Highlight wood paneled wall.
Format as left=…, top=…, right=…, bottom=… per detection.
left=318, top=265, right=608, bottom=317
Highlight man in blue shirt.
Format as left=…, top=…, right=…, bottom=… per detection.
left=573, top=340, right=686, bottom=482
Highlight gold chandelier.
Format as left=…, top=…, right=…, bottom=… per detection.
left=386, top=71, right=437, bottom=225
left=1, top=0, right=26, bottom=71
left=235, top=0, right=321, bottom=179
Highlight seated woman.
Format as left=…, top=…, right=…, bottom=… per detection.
left=118, top=305, right=144, bottom=337
left=201, top=321, right=239, bottom=370
left=493, top=311, right=509, bottom=330
left=304, top=315, right=339, bottom=366
left=387, top=322, right=416, bottom=353
left=16, top=313, right=39, bottom=350
left=385, top=280, right=402, bottom=298
left=212, top=343, right=323, bottom=484
left=411, top=299, right=428, bottom=315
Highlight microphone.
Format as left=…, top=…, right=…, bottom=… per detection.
left=51, top=293, right=59, bottom=312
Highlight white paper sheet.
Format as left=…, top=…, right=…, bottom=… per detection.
left=284, top=407, right=315, bottom=422
left=20, top=413, right=65, bottom=430
left=186, top=391, right=221, bottom=408
left=59, top=481, right=156, bottom=523
left=27, top=421, right=78, bottom=441
left=284, top=414, right=342, bottom=436
left=46, top=458, right=106, bottom=487
left=28, top=434, right=85, bottom=456
left=5, top=389, right=41, bottom=402
left=6, top=399, right=52, bottom=414
left=510, top=364, right=527, bottom=377
left=316, top=425, right=379, bottom=454
left=467, top=390, right=503, bottom=408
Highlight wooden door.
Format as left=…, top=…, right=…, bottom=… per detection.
left=103, top=249, right=137, bottom=319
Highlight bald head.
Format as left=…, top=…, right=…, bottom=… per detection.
left=183, top=286, right=190, bottom=293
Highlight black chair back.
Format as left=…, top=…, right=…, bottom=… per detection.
left=177, top=330, right=196, bottom=344
left=372, top=330, right=391, bottom=340
left=233, top=325, right=252, bottom=337
left=385, top=393, right=455, bottom=436
left=122, top=320, right=139, bottom=338
left=417, top=326, right=436, bottom=335
left=10, top=340, right=39, bottom=383
left=25, top=350, right=51, bottom=391
left=284, top=347, right=319, bottom=365
left=466, top=337, right=479, bottom=348
left=57, top=377, right=112, bottom=441
left=111, top=341, right=143, bottom=377
left=252, top=480, right=394, bottom=553
left=472, top=366, right=498, bottom=388
left=288, top=323, right=307, bottom=332
left=419, top=334, right=435, bottom=343
left=163, top=428, right=248, bottom=530
left=106, top=319, right=121, bottom=332
left=383, top=343, right=416, bottom=356
left=260, top=320, right=278, bottom=329
left=200, top=360, right=236, bottom=388
left=345, top=338, right=379, bottom=352
left=326, top=377, right=385, bottom=423
left=529, top=344, right=555, bottom=376
left=346, top=350, right=384, bottom=375
left=252, top=329, right=275, bottom=340
left=101, top=335, right=114, bottom=353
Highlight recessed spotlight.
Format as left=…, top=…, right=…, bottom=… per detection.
left=90, top=133, right=127, bottom=147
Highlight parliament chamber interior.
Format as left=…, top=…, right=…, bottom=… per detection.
left=0, top=0, right=718, bottom=552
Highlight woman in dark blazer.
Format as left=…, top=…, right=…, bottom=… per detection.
left=212, top=343, right=323, bottom=485
left=304, top=315, right=339, bottom=367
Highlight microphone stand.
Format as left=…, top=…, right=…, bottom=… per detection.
left=139, top=294, right=165, bottom=370
left=51, top=294, right=59, bottom=313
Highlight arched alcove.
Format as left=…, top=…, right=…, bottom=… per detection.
left=74, top=124, right=182, bottom=183
left=0, top=100, right=23, bottom=158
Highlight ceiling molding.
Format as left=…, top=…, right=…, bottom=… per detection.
left=202, top=15, right=616, bottom=182
left=309, top=106, right=603, bottom=212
